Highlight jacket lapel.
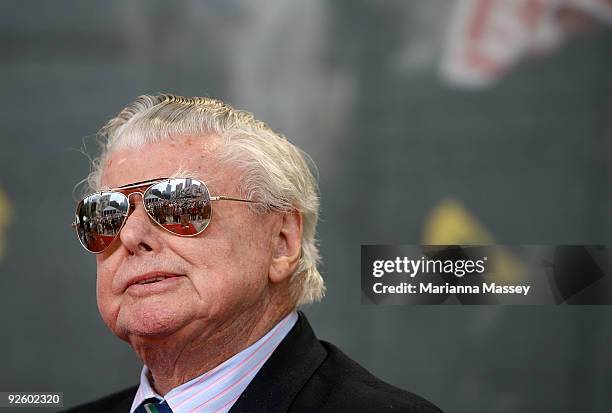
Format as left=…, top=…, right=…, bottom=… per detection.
left=229, top=312, right=326, bottom=413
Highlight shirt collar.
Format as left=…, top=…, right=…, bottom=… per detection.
left=130, top=311, right=298, bottom=413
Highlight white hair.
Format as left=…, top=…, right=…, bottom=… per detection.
left=87, top=94, right=324, bottom=306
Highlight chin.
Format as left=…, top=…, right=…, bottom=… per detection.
left=115, top=301, right=188, bottom=339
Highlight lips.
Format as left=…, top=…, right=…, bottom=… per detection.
left=125, top=272, right=183, bottom=291
left=135, top=275, right=169, bottom=285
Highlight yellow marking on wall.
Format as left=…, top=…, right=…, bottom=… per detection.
left=0, top=188, right=12, bottom=261
left=423, top=199, right=493, bottom=245
left=422, top=198, right=526, bottom=282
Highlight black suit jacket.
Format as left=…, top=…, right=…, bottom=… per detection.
left=63, top=313, right=442, bottom=412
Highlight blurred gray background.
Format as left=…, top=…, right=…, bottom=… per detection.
left=1, top=1, right=611, bottom=412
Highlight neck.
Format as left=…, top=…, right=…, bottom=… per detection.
left=129, top=303, right=293, bottom=396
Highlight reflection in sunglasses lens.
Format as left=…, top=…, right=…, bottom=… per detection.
left=144, top=178, right=212, bottom=236
left=76, top=192, right=129, bottom=253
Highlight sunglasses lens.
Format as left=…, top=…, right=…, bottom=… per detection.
left=144, top=178, right=212, bottom=236
left=75, top=192, right=129, bottom=253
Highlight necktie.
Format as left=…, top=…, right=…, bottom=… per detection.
left=134, top=398, right=174, bottom=413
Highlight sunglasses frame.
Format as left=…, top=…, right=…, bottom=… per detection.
left=72, top=177, right=256, bottom=254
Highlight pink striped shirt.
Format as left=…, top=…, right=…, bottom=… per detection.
left=130, top=312, right=298, bottom=413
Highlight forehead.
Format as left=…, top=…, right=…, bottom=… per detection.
left=100, top=134, right=230, bottom=190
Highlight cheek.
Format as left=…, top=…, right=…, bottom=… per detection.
left=95, top=257, right=121, bottom=326
left=176, top=225, right=273, bottom=302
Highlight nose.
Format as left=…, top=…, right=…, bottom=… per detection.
left=118, top=192, right=160, bottom=254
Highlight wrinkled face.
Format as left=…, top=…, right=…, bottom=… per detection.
left=96, top=134, right=277, bottom=341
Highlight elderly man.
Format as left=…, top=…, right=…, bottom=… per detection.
left=66, top=94, right=441, bottom=413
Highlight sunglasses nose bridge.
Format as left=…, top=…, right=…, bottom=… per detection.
left=125, top=191, right=145, bottom=210
left=120, top=191, right=158, bottom=234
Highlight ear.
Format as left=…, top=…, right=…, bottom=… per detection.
left=269, top=210, right=303, bottom=284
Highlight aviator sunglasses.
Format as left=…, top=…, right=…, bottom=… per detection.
left=73, top=177, right=256, bottom=253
